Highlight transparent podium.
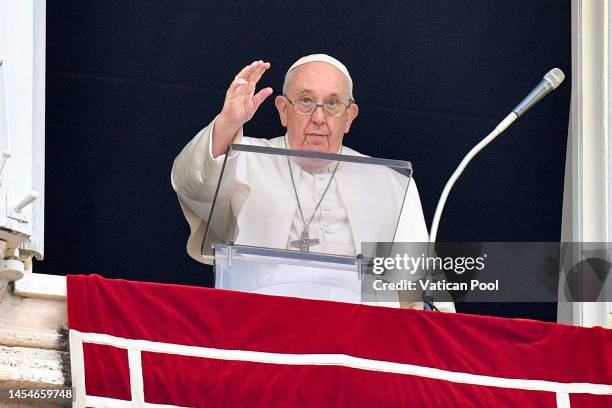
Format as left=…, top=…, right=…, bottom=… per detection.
left=202, top=144, right=414, bottom=305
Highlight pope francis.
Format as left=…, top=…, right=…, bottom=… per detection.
left=171, top=54, right=452, bottom=310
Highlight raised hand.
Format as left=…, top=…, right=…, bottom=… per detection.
left=212, top=60, right=273, bottom=157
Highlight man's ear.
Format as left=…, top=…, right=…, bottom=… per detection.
left=275, top=95, right=288, bottom=127
left=344, top=103, right=359, bottom=133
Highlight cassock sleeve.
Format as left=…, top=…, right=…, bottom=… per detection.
left=171, top=116, right=243, bottom=263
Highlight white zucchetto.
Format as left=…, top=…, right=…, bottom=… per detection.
left=284, top=54, right=353, bottom=98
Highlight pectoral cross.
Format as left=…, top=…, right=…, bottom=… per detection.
left=290, top=229, right=320, bottom=252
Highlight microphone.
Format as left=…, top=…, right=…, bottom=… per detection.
left=423, top=68, right=566, bottom=310
left=428, top=67, right=566, bottom=243
left=512, top=68, right=565, bottom=118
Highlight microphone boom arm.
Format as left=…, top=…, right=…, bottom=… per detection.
left=429, top=112, right=517, bottom=243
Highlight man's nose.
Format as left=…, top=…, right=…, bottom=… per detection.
left=311, top=105, right=326, bottom=124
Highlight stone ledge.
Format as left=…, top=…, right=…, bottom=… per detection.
left=0, top=345, right=64, bottom=387
left=0, top=328, right=62, bottom=351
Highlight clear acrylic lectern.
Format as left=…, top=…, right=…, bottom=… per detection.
left=203, top=144, right=413, bottom=305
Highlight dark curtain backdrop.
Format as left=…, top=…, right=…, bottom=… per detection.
left=42, top=1, right=571, bottom=321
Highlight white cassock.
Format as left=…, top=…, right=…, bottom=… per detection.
left=172, top=116, right=455, bottom=312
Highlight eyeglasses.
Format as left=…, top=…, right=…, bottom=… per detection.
left=284, top=95, right=353, bottom=118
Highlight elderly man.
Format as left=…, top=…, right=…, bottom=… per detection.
left=172, top=55, right=451, bottom=310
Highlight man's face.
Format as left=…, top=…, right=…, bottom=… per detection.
left=275, top=62, right=359, bottom=153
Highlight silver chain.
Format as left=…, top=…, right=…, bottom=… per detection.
left=284, top=140, right=342, bottom=233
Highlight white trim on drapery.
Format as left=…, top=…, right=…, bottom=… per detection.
left=69, top=329, right=612, bottom=407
